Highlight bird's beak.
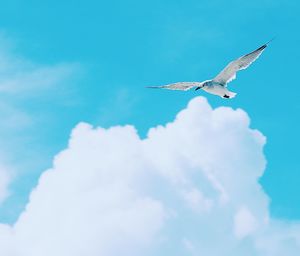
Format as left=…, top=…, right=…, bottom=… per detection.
left=195, top=86, right=201, bottom=91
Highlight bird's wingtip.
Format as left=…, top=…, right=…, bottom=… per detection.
left=262, top=37, right=276, bottom=48
left=266, top=37, right=276, bottom=45
left=256, top=37, right=276, bottom=51
left=145, top=86, right=164, bottom=89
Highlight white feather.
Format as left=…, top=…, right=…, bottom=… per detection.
left=147, top=41, right=271, bottom=99
left=213, top=44, right=267, bottom=85
left=147, top=82, right=202, bottom=91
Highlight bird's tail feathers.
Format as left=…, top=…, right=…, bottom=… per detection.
left=230, top=92, right=237, bottom=98
left=224, top=91, right=237, bottom=99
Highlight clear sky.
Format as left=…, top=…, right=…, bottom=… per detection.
left=0, top=0, right=298, bottom=239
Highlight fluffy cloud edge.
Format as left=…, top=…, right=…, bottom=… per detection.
left=0, top=97, right=299, bottom=255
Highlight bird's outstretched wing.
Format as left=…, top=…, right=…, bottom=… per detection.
left=213, top=42, right=269, bottom=85
left=146, top=82, right=200, bottom=91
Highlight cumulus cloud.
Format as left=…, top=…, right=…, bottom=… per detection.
left=234, top=206, right=258, bottom=239
left=0, top=97, right=299, bottom=255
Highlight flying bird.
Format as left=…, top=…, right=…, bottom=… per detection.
left=147, top=40, right=272, bottom=99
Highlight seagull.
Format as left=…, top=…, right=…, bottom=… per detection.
left=147, top=40, right=272, bottom=99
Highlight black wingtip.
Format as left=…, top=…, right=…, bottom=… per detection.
left=257, top=44, right=267, bottom=51
left=260, top=37, right=276, bottom=49
left=265, top=37, right=276, bottom=45
left=248, top=37, right=275, bottom=55
left=256, top=36, right=276, bottom=51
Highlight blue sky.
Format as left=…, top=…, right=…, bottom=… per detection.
left=0, top=0, right=299, bottom=228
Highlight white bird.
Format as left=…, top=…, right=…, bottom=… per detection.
left=147, top=40, right=272, bottom=99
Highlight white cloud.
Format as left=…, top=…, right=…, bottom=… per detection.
left=181, top=187, right=213, bottom=213
left=0, top=63, right=77, bottom=94
left=234, top=206, right=258, bottom=239
left=0, top=34, right=80, bottom=207
left=0, top=164, right=11, bottom=203
left=0, top=35, right=79, bottom=95
left=0, top=223, right=15, bottom=256
left=0, top=96, right=299, bottom=255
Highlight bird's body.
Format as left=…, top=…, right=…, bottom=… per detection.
left=147, top=41, right=272, bottom=99
left=200, top=80, right=237, bottom=99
